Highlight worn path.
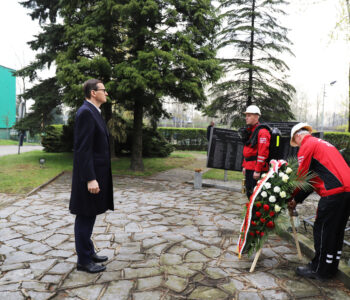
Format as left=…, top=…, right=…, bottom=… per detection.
left=0, top=173, right=349, bottom=299
left=0, top=145, right=43, bottom=157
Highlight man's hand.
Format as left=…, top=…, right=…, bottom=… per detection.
left=288, top=199, right=297, bottom=211
left=88, top=180, right=100, bottom=194
left=242, top=168, right=246, bottom=176
left=253, top=171, right=260, bottom=180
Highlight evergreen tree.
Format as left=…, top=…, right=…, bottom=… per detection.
left=18, top=0, right=221, bottom=170
left=14, top=77, right=63, bottom=135
left=206, top=0, right=295, bottom=126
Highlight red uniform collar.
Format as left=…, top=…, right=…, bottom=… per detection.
left=301, top=134, right=312, bottom=146
left=248, top=122, right=260, bottom=132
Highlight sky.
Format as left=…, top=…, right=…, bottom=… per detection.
left=283, top=0, right=349, bottom=122
left=0, top=0, right=349, bottom=124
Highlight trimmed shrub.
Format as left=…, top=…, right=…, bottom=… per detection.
left=158, top=127, right=208, bottom=151
left=117, top=125, right=174, bottom=157
left=42, top=122, right=74, bottom=152
left=324, top=132, right=350, bottom=165
left=42, top=125, right=64, bottom=152
left=142, top=127, right=174, bottom=157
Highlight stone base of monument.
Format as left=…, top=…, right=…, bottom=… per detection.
left=194, top=171, right=202, bottom=189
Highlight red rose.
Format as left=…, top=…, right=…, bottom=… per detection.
left=260, top=218, right=266, bottom=223
left=251, top=221, right=256, bottom=226
left=269, top=211, right=275, bottom=217
left=256, top=211, right=262, bottom=217
left=267, top=221, right=275, bottom=228
left=263, top=204, right=269, bottom=211
left=260, top=232, right=265, bottom=237
left=249, top=232, right=255, bottom=236
left=256, top=202, right=262, bottom=208
left=256, top=230, right=260, bottom=235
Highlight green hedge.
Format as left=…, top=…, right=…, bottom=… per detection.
left=42, top=123, right=173, bottom=157
left=324, top=132, right=350, bottom=164
left=117, top=126, right=174, bottom=157
left=158, top=127, right=208, bottom=151
left=157, top=128, right=350, bottom=163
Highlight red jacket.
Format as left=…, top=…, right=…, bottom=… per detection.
left=242, top=123, right=271, bottom=172
left=295, top=135, right=350, bottom=201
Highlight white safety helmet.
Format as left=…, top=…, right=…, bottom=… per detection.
left=290, top=122, right=313, bottom=147
left=244, top=105, right=261, bottom=115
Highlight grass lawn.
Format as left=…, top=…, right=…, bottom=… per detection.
left=0, top=151, right=74, bottom=194
left=0, top=139, right=40, bottom=146
left=203, top=168, right=243, bottom=181
left=111, top=151, right=196, bottom=176
left=0, top=151, right=197, bottom=194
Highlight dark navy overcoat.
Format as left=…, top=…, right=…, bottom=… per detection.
left=69, top=101, right=114, bottom=216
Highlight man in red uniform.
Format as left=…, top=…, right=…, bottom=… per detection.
left=288, top=123, right=350, bottom=280
left=242, top=105, right=271, bottom=199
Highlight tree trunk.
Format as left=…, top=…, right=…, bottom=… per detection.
left=347, top=1, right=350, bottom=132
left=348, top=63, right=350, bottom=132
left=130, top=101, right=144, bottom=171
left=247, top=0, right=256, bottom=107
left=316, top=96, right=319, bottom=129
left=102, top=102, right=115, bottom=158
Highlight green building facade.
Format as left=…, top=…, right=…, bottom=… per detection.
left=0, top=65, right=16, bottom=139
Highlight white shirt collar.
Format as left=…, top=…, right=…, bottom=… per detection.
left=86, top=99, right=101, bottom=114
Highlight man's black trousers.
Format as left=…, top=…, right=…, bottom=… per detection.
left=311, top=192, right=350, bottom=278
left=245, top=170, right=257, bottom=199
left=74, top=215, right=96, bottom=265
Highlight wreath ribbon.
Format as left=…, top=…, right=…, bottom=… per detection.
left=237, top=159, right=287, bottom=258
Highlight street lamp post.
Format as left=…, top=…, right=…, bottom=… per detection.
left=321, top=80, right=337, bottom=132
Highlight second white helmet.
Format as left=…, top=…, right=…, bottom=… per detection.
left=244, top=105, right=261, bottom=115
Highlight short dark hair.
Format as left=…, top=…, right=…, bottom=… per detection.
left=83, top=79, right=102, bottom=99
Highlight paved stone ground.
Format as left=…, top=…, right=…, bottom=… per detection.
left=1, top=174, right=350, bottom=300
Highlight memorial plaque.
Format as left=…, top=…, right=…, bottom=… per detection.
left=207, top=128, right=244, bottom=171
left=207, top=123, right=323, bottom=172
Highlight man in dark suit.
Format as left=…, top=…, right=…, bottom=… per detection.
left=70, top=79, right=114, bottom=273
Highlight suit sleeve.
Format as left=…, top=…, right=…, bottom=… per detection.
left=75, top=109, right=96, bottom=182
left=255, top=129, right=270, bottom=172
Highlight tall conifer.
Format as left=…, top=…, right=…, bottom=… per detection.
left=17, top=0, right=221, bottom=170
left=207, top=0, right=295, bottom=126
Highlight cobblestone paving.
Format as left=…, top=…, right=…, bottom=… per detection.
left=1, top=174, right=350, bottom=300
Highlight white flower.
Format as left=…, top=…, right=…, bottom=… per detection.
left=282, top=174, right=289, bottom=183
left=264, top=182, right=271, bottom=189
left=261, top=191, right=268, bottom=198
left=279, top=172, right=284, bottom=177
left=273, top=186, right=281, bottom=193
left=261, top=173, right=267, bottom=178
left=275, top=204, right=281, bottom=212
left=269, top=195, right=276, bottom=203
left=279, top=191, right=287, bottom=198
left=286, top=167, right=293, bottom=174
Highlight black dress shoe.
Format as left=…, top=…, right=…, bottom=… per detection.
left=296, top=265, right=326, bottom=281
left=77, top=262, right=106, bottom=273
left=91, top=253, right=108, bottom=263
